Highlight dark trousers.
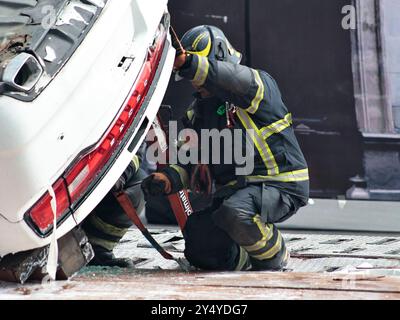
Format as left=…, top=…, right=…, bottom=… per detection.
left=82, top=169, right=147, bottom=251
left=183, top=184, right=299, bottom=271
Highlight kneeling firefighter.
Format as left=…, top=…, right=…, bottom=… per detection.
left=141, top=25, right=310, bottom=271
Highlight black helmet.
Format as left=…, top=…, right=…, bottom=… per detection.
left=180, top=25, right=242, bottom=64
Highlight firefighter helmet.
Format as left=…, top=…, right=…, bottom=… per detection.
left=180, top=25, right=242, bottom=64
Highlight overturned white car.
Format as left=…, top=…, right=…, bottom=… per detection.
left=0, top=0, right=174, bottom=281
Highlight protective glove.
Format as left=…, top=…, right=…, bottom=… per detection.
left=174, top=52, right=187, bottom=71
left=141, top=172, right=172, bottom=197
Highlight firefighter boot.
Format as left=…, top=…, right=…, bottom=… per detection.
left=89, top=245, right=134, bottom=268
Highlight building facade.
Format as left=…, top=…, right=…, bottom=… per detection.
left=164, top=0, right=400, bottom=201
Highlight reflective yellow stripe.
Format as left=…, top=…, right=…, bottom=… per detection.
left=89, top=215, right=128, bottom=238
left=225, top=169, right=309, bottom=186
left=170, top=165, right=190, bottom=189
left=251, top=231, right=283, bottom=261
left=186, top=109, right=195, bottom=122
left=243, top=217, right=274, bottom=252
left=132, top=155, right=140, bottom=172
left=86, top=235, right=118, bottom=251
left=248, top=169, right=309, bottom=183
left=192, top=55, right=209, bottom=87
left=234, top=247, right=250, bottom=271
left=246, top=70, right=264, bottom=114
left=260, top=113, right=293, bottom=139
left=186, top=34, right=212, bottom=57
left=237, top=108, right=279, bottom=175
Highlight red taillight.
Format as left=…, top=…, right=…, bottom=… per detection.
left=25, top=17, right=168, bottom=236
left=28, top=179, right=70, bottom=234
left=64, top=20, right=167, bottom=206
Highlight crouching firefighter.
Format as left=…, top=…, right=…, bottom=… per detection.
left=141, top=26, right=310, bottom=271
left=82, top=151, right=147, bottom=267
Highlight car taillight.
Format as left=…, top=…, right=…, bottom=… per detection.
left=25, top=15, right=169, bottom=237
left=28, top=179, right=70, bottom=235
left=64, top=23, right=167, bottom=206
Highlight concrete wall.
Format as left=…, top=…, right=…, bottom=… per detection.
left=382, top=0, right=400, bottom=132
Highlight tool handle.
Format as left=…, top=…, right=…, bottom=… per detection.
left=114, top=191, right=174, bottom=260
left=170, top=26, right=185, bottom=55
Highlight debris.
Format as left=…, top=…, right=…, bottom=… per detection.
left=0, top=247, right=49, bottom=284
left=14, top=287, right=31, bottom=295
left=357, top=262, right=375, bottom=269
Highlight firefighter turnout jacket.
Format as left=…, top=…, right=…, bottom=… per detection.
left=165, top=53, right=309, bottom=208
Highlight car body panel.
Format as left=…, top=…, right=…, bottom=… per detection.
left=0, top=0, right=110, bottom=101
left=0, top=0, right=173, bottom=256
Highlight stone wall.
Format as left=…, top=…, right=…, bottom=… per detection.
left=382, top=0, right=400, bottom=132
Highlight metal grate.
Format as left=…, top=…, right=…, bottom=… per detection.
left=113, top=227, right=400, bottom=275
left=284, top=233, right=400, bottom=259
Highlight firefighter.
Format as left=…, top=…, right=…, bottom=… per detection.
left=82, top=147, right=147, bottom=267
left=141, top=25, right=310, bottom=271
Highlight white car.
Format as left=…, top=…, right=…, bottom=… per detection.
left=0, top=0, right=174, bottom=279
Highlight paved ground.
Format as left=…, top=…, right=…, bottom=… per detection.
left=1, top=227, right=400, bottom=300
